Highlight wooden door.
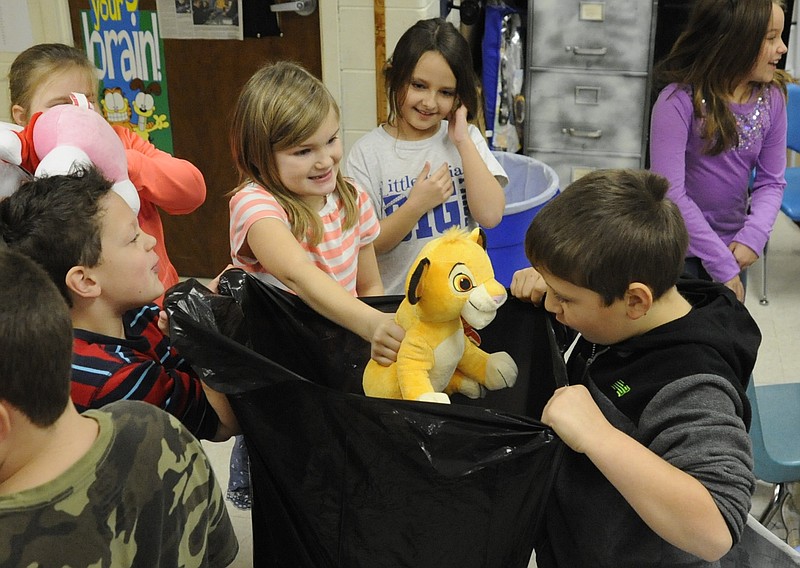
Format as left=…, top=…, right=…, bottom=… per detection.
left=67, top=0, right=322, bottom=277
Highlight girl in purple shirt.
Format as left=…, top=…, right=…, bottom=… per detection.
left=650, top=0, right=792, bottom=302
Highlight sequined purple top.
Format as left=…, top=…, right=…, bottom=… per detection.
left=650, top=82, right=787, bottom=283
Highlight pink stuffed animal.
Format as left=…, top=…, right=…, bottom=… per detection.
left=0, top=101, right=139, bottom=212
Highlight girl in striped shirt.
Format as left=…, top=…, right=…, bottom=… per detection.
left=227, top=61, right=404, bottom=509
left=229, top=61, right=404, bottom=365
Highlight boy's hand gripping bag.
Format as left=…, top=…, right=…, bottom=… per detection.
left=166, top=270, right=567, bottom=568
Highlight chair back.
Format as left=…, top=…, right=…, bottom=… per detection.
left=746, top=379, right=800, bottom=483
left=786, top=83, right=800, bottom=154
left=746, top=379, right=771, bottom=481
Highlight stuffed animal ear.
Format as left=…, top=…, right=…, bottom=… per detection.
left=469, top=227, right=487, bottom=250
left=407, top=258, right=430, bottom=305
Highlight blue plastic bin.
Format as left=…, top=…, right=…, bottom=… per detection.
left=484, top=152, right=560, bottom=287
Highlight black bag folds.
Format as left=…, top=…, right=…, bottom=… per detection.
left=166, top=270, right=566, bottom=568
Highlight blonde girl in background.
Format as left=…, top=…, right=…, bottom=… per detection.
left=346, top=17, right=507, bottom=295
left=649, top=0, right=792, bottom=302
left=7, top=43, right=206, bottom=301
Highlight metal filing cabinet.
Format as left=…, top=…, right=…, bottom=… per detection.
left=525, top=0, right=658, bottom=185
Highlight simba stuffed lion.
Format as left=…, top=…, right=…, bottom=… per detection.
left=362, top=227, right=518, bottom=404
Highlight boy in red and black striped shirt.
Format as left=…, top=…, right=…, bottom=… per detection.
left=0, top=166, right=238, bottom=442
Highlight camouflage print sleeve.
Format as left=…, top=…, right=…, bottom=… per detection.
left=0, top=400, right=238, bottom=568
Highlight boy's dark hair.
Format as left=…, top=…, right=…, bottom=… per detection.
left=0, top=247, right=73, bottom=426
left=0, top=166, right=112, bottom=307
left=384, top=17, right=481, bottom=126
left=525, top=169, right=688, bottom=305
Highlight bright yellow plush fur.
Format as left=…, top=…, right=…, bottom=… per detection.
left=362, top=228, right=518, bottom=404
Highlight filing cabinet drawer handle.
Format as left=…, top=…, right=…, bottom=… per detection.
left=562, top=127, right=603, bottom=139
left=565, top=46, right=608, bottom=56
left=270, top=0, right=316, bottom=15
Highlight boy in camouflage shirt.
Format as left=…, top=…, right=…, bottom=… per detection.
left=0, top=247, right=238, bottom=566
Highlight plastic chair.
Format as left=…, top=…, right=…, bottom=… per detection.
left=760, top=82, right=800, bottom=305
left=747, top=379, right=800, bottom=526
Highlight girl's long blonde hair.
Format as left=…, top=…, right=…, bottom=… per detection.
left=230, top=61, right=358, bottom=245
left=654, top=0, right=793, bottom=155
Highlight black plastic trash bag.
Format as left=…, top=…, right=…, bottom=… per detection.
left=166, top=270, right=566, bottom=568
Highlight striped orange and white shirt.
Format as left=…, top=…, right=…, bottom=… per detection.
left=229, top=181, right=380, bottom=295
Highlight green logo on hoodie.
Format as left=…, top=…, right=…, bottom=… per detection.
left=612, top=380, right=631, bottom=397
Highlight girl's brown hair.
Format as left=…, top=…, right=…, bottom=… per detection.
left=655, top=0, right=793, bottom=155
left=384, top=18, right=483, bottom=129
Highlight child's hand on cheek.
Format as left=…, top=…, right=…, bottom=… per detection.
left=541, top=385, right=613, bottom=454
left=447, top=104, right=470, bottom=147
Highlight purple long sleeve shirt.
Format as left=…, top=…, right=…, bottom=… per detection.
left=650, top=83, right=786, bottom=283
